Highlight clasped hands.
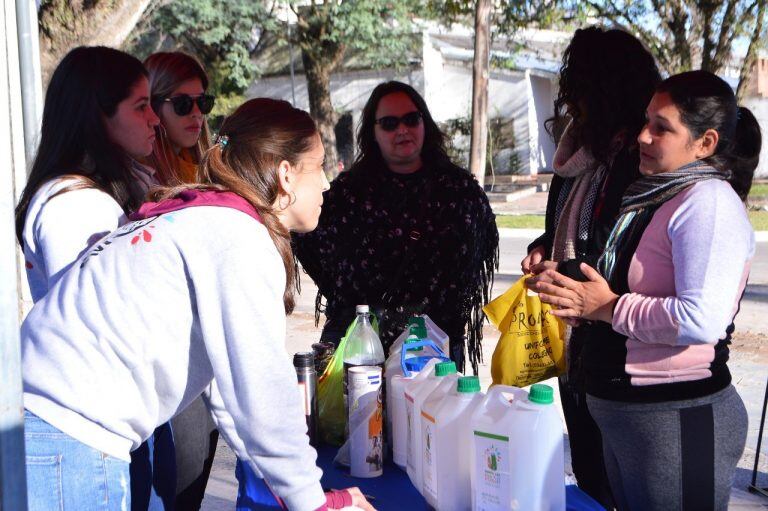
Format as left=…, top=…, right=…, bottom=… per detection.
left=521, top=246, right=619, bottom=325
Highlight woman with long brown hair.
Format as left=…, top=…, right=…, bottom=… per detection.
left=21, top=98, right=373, bottom=511
left=144, top=51, right=215, bottom=185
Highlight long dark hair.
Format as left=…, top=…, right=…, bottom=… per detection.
left=15, top=46, right=148, bottom=244
left=547, top=27, right=661, bottom=165
left=144, top=51, right=213, bottom=185
left=352, top=81, right=454, bottom=171
left=657, top=70, right=762, bottom=200
left=150, top=98, right=318, bottom=314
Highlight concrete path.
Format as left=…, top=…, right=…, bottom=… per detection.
left=201, top=234, right=768, bottom=510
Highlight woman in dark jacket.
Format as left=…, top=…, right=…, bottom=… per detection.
left=294, top=81, right=498, bottom=374
left=521, top=27, right=660, bottom=508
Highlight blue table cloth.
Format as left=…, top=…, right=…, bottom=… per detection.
left=236, top=444, right=605, bottom=510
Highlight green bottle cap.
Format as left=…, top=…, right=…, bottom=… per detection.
left=457, top=376, right=480, bottom=393
left=409, top=325, right=428, bottom=339
left=529, top=384, right=554, bottom=404
left=409, top=316, right=426, bottom=329
left=434, top=361, right=457, bottom=377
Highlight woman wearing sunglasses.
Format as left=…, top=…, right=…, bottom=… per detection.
left=294, top=81, right=498, bottom=374
left=144, top=52, right=215, bottom=185
left=530, top=71, right=759, bottom=510
left=143, top=51, right=220, bottom=511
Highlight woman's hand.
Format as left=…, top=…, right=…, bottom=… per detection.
left=521, top=245, right=546, bottom=273
left=527, top=263, right=619, bottom=324
left=327, top=487, right=376, bottom=511
left=529, top=260, right=558, bottom=275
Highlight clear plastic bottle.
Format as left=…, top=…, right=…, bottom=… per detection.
left=343, top=305, right=385, bottom=419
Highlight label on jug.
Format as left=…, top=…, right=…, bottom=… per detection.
left=473, top=431, right=510, bottom=510
left=421, top=411, right=437, bottom=500
left=405, top=392, right=415, bottom=471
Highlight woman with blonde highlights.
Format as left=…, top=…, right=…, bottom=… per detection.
left=20, top=98, right=372, bottom=511
left=144, top=51, right=214, bottom=185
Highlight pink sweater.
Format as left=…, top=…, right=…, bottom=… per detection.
left=611, top=180, right=754, bottom=387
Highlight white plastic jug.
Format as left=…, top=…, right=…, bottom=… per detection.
left=470, top=384, right=565, bottom=511
left=405, top=361, right=458, bottom=493
left=389, top=314, right=449, bottom=356
left=385, top=334, right=448, bottom=459
left=421, top=376, right=484, bottom=511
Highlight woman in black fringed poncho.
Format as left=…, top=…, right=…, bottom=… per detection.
left=293, top=81, right=498, bottom=373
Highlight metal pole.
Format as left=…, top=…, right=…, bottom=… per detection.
left=288, top=23, right=297, bottom=106
left=14, top=0, right=42, bottom=163
left=469, top=0, right=491, bottom=187
left=749, top=376, right=768, bottom=498
left=1, top=0, right=30, bottom=508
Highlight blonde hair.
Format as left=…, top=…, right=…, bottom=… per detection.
left=144, top=51, right=213, bottom=185
left=149, top=98, right=318, bottom=314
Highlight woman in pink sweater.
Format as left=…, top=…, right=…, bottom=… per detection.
left=530, top=70, right=761, bottom=510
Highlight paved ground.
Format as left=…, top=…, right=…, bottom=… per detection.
left=201, top=195, right=768, bottom=510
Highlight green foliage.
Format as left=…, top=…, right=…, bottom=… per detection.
left=128, top=0, right=276, bottom=96
left=292, top=0, right=423, bottom=72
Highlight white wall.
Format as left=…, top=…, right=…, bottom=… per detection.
left=744, top=97, right=768, bottom=178
left=246, top=39, right=558, bottom=176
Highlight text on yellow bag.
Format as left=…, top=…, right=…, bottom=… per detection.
left=483, top=275, right=566, bottom=387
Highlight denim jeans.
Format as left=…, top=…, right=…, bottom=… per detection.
left=129, top=423, right=176, bottom=511
left=24, top=410, right=131, bottom=511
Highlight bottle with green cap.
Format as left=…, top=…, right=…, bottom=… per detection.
left=404, top=360, right=459, bottom=493
left=420, top=375, right=484, bottom=510
left=469, top=383, right=565, bottom=511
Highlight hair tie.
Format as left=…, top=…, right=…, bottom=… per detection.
left=216, top=134, right=229, bottom=148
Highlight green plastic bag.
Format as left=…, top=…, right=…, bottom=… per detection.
left=317, top=314, right=379, bottom=446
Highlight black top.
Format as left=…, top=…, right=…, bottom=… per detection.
left=293, top=160, right=498, bottom=373
left=528, top=146, right=640, bottom=390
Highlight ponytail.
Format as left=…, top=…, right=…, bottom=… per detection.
left=728, top=106, right=762, bottom=200
left=149, top=99, right=317, bottom=314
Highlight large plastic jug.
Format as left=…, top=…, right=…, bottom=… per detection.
left=421, top=376, right=484, bottom=511
left=385, top=331, right=420, bottom=454
left=389, top=315, right=449, bottom=356
left=405, top=361, right=458, bottom=492
left=470, top=384, right=565, bottom=511
left=388, top=339, right=449, bottom=469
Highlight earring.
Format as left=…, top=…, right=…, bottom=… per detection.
left=278, top=191, right=296, bottom=211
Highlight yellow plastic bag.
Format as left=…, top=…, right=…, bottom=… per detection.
left=317, top=314, right=379, bottom=446
left=483, top=275, right=566, bottom=387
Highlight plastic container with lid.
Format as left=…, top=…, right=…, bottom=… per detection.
left=386, top=337, right=449, bottom=469
left=470, top=383, right=565, bottom=511
left=420, top=376, right=484, bottom=511
left=405, top=361, right=459, bottom=493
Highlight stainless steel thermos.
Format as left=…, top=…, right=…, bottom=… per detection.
left=293, top=351, right=318, bottom=445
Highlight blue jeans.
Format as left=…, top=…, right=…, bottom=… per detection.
left=25, top=410, right=131, bottom=511
left=130, top=423, right=176, bottom=511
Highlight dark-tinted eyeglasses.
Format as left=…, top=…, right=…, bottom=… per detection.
left=375, top=111, right=422, bottom=132
left=163, top=94, right=216, bottom=116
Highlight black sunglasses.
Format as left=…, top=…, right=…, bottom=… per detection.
left=375, top=111, right=422, bottom=132
left=163, top=94, right=216, bottom=116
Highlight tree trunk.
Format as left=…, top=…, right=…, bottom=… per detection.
left=301, top=49, right=340, bottom=179
left=38, top=0, right=152, bottom=83
left=469, top=0, right=491, bottom=185
left=737, top=0, right=767, bottom=102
